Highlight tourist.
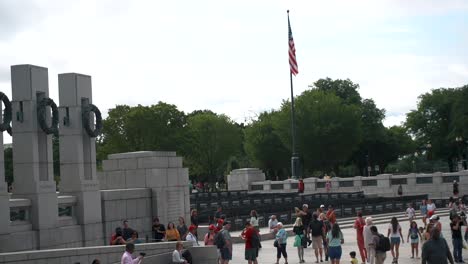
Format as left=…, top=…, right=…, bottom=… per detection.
left=126, top=231, right=143, bottom=244
left=122, top=220, right=135, bottom=241
left=166, top=222, right=181, bottom=241
left=293, top=217, right=305, bottom=263
left=350, top=251, right=358, bottom=264
left=363, top=217, right=375, bottom=264
left=450, top=215, right=464, bottom=263
left=318, top=205, right=327, bottom=221
left=426, top=199, right=436, bottom=218
left=120, top=243, right=143, bottom=264
left=91, top=259, right=100, bottom=264
left=323, top=218, right=332, bottom=261
left=177, top=217, right=188, bottom=241
left=353, top=211, right=367, bottom=264
left=214, top=206, right=223, bottom=222
left=152, top=217, right=166, bottom=242
left=406, top=221, right=421, bottom=259
left=421, top=228, right=454, bottom=264
left=326, top=222, right=344, bottom=264
left=326, top=205, right=337, bottom=226
left=420, top=199, right=428, bottom=227
left=190, top=209, right=199, bottom=227
left=220, top=221, right=233, bottom=264
left=269, top=215, right=279, bottom=234
left=275, top=222, right=288, bottom=264
left=453, top=180, right=459, bottom=197
left=429, top=215, right=442, bottom=233
left=250, top=210, right=259, bottom=232
left=405, top=203, right=416, bottom=223
left=309, top=212, right=325, bottom=262
left=242, top=221, right=259, bottom=264
left=111, top=227, right=126, bottom=245
left=186, top=225, right=199, bottom=246
left=423, top=223, right=434, bottom=242
left=397, top=184, right=403, bottom=197
left=204, top=224, right=216, bottom=246
left=172, top=241, right=188, bottom=264
left=298, top=178, right=304, bottom=193
left=216, top=218, right=224, bottom=233
left=371, top=226, right=386, bottom=264
left=387, top=217, right=404, bottom=264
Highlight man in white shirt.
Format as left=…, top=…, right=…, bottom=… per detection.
left=268, top=215, right=279, bottom=233
left=121, top=243, right=143, bottom=264
left=186, top=225, right=199, bottom=246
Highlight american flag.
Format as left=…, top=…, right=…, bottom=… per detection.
left=288, top=11, right=298, bottom=76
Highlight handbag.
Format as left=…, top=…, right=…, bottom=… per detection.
left=274, top=240, right=279, bottom=247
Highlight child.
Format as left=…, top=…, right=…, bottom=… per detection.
left=350, top=251, right=358, bottom=264
left=407, top=221, right=421, bottom=258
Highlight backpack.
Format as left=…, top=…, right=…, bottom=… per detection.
left=250, top=231, right=261, bottom=248
left=214, top=231, right=226, bottom=249
left=376, top=234, right=390, bottom=252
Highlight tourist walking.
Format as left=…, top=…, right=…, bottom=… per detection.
left=405, top=204, right=416, bottom=223
left=453, top=180, right=459, bottom=197
left=406, top=221, right=421, bottom=259
left=242, top=221, right=259, bottom=264
left=450, top=215, right=465, bottom=263
left=426, top=199, right=436, bottom=218
left=363, top=217, right=375, bottom=264
left=220, top=221, right=233, bottom=264
left=293, top=218, right=305, bottom=263
left=420, top=200, right=428, bottom=227
left=353, top=211, right=367, bottom=264
left=421, top=228, right=454, bottom=264
left=371, top=226, right=387, bottom=264
left=326, top=205, right=337, bottom=226
left=275, top=222, right=288, bottom=264
left=310, top=213, right=325, bottom=263
left=327, top=222, right=344, bottom=264
left=387, top=217, right=404, bottom=263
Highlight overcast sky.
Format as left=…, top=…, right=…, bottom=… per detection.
left=1, top=0, right=468, bottom=143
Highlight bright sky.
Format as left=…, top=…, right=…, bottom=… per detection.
left=1, top=0, right=468, bottom=144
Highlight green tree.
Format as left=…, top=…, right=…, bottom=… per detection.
left=274, top=89, right=363, bottom=174
left=183, top=111, right=242, bottom=183
left=244, top=111, right=290, bottom=180
left=314, top=77, right=362, bottom=105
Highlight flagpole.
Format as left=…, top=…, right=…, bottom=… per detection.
left=287, top=10, right=300, bottom=179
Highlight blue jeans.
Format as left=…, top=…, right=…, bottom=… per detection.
left=453, top=237, right=463, bottom=262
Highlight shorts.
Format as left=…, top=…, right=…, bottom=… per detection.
left=245, top=248, right=257, bottom=260
left=328, top=246, right=342, bottom=259
left=390, top=237, right=400, bottom=245
left=220, top=247, right=232, bottom=260
left=312, top=236, right=323, bottom=249
left=410, top=238, right=419, bottom=244
left=427, top=211, right=435, bottom=217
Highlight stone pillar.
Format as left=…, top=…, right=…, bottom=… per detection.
left=58, top=73, right=103, bottom=246
left=11, top=65, right=58, bottom=247
left=0, top=100, right=9, bottom=239
left=227, top=168, right=266, bottom=191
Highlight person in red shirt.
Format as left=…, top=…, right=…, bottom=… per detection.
left=353, top=211, right=367, bottom=263
left=326, top=205, right=336, bottom=225
left=216, top=219, right=224, bottom=233
left=298, top=179, right=304, bottom=193
left=242, top=222, right=259, bottom=264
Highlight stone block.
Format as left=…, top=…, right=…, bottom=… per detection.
left=108, top=151, right=176, bottom=160
left=168, top=157, right=183, bottom=168
left=126, top=199, right=138, bottom=218
left=106, top=171, right=125, bottom=189
left=167, top=168, right=179, bottom=186
left=136, top=198, right=148, bottom=218
left=100, top=188, right=151, bottom=201
left=118, top=158, right=138, bottom=170
left=11, top=132, right=39, bottom=163
left=125, top=169, right=146, bottom=188
left=97, top=172, right=107, bottom=189
left=145, top=168, right=168, bottom=187
left=58, top=73, right=92, bottom=106
left=59, top=163, right=85, bottom=192
left=102, top=159, right=119, bottom=171
left=137, top=156, right=169, bottom=169
left=11, top=64, right=49, bottom=100
left=58, top=135, right=84, bottom=164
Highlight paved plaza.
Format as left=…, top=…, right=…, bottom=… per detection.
left=230, top=215, right=459, bottom=264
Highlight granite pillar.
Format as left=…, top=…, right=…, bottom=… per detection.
left=58, top=73, right=103, bottom=246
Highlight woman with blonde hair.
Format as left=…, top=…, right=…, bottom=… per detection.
left=363, top=217, right=374, bottom=264
left=293, top=217, right=305, bottom=263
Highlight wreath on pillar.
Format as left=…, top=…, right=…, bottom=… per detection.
left=82, top=103, right=102, bottom=137
left=37, top=97, right=59, bottom=136
left=0, top=92, right=12, bottom=135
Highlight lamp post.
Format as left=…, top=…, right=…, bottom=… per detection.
left=426, top=142, right=432, bottom=172
left=456, top=136, right=463, bottom=171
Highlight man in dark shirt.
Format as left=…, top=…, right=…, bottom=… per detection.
left=422, top=228, right=454, bottom=264
left=450, top=215, right=465, bottom=263
left=152, top=217, right=166, bottom=242
left=122, top=220, right=134, bottom=241
left=214, top=206, right=223, bottom=222
left=309, top=213, right=324, bottom=263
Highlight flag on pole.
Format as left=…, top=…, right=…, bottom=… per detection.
left=288, top=10, right=299, bottom=76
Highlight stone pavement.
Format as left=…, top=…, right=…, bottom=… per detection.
left=229, top=215, right=460, bottom=264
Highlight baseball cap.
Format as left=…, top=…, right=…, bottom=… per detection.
left=208, top=224, right=216, bottom=230
left=188, top=225, right=197, bottom=232
left=429, top=215, right=439, bottom=221
left=320, top=204, right=325, bottom=208
left=302, top=204, right=308, bottom=208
